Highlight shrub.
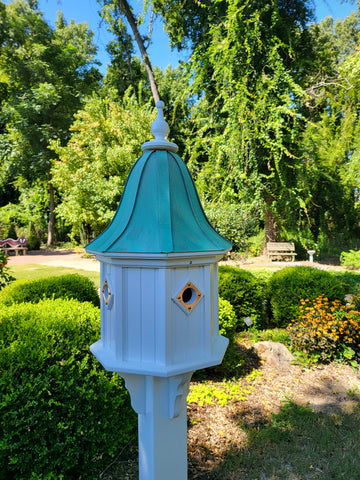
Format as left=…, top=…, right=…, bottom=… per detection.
left=26, top=222, right=41, bottom=250
left=266, top=266, right=345, bottom=328
left=332, top=271, right=360, bottom=295
left=218, top=265, right=263, bottom=328
left=246, top=230, right=265, bottom=257
left=0, top=250, right=15, bottom=291
left=340, top=249, right=360, bottom=269
left=6, top=223, right=17, bottom=239
left=204, top=203, right=260, bottom=252
left=0, top=298, right=136, bottom=479
left=219, top=297, right=237, bottom=342
left=287, top=293, right=360, bottom=363
left=0, top=273, right=100, bottom=307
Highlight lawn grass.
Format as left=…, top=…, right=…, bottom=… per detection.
left=8, top=264, right=100, bottom=289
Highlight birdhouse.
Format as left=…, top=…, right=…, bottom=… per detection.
left=86, top=101, right=232, bottom=480
left=86, top=101, right=232, bottom=378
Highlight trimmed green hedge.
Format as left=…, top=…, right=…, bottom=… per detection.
left=266, top=266, right=345, bottom=327
left=218, top=265, right=263, bottom=328
left=217, top=296, right=241, bottom=376
left=218, top=296, right=237, bottom=342
left=0, top=273, right=100, bottom=307
left=0, top=298, right=136, bottom=480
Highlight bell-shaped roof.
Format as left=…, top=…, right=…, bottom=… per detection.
left=86, top=102, right=232, bottom=254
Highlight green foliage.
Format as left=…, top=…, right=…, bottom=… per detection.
left=6, top=224, right=17, bottom=239
left=266, top=266, right=345, bottom=327
left=247, top=328, right=291, bottom=346
left=187, top=376, right=259, bottom=407
left=99, top=0, right=148, bottom=98
left=0, top=298, right=136, bottom=479
left=218, top=266, right=263, bottom=328
left=298, top=17, right=360, bottom=249
left=217, top=296, right=239, bottom=376
left=287, top=293, right=360, bottom=363
left=340, top=249, right=360, bottom=269
left=204, top=202, right=260, bottom=252
left=0, top=0, right=101, bottom=245
left=0, top=251, right=15, bottom=291
left=26, top=222, right=41, bottom=250
left=182, top=0, right=314, bottom=241
left=332, top=270, right=360, bottom=295
left=0, top=274, right=100, bottom=307
left=247, top=230, right=266, bottom=258
left=50, top=90, right=153, bottom=241
left=0, top=1, right=101, bottom=183
left=218, top=297, right=237, bottom=342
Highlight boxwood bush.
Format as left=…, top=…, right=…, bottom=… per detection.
left=0, top=298, right=136, bottom=480
left=218, top=265, right=263, bottom=328
left=266, top=266, right=345, bottom=327
left=218, top=296, right=238, bottom=342
left=0, top=273, right=100, bottom=307
left=217, top=297, right=241, bottom=376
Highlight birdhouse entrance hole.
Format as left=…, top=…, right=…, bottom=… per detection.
left=182, top=287, right=195, bottom=304
left=102, top=279, right=112, bottom=308
left=175, top=281, right=202, bottom=313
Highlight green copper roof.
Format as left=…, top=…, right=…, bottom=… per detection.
left=86, top=149, right=232, bottom=254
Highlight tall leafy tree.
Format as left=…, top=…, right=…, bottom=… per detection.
left=299, top=8, right=360, bottom=250
left=153, top=0, right=315, bottom=242
left=0, top=0, right=101, bottom=244
left=50, top=89, right=154, bottom=242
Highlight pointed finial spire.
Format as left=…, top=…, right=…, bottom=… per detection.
left=142, top=101, right=179, bottom=152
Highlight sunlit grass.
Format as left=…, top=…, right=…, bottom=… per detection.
left=8, top=264, right=100, bottom=289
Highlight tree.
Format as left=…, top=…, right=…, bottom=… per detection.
left=50, top=89, right=154, bottom=242
left=297, top=8, right=360, bottom=252
left=155, top=0, right=315, bottom=242
left=99, top=0, right=160, bottom=103
left=0, top=0, right=101, bottom=244
left=100, top=0, right=147, bottom=97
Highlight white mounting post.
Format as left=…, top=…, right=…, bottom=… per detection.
left=122, top=373, right=192, bottom=480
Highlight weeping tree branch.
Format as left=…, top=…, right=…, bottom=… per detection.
left=117, top=0, right=160, bottom=104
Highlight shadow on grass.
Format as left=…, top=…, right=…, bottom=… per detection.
left=189, top=397, right=360, bottom=480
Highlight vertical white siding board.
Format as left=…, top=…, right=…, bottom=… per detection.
left=123, top=268, right=129, bottom=361
left=126, top=268, right=141, bottom=362
left=141, top=268, right=156, bottom=363
left=155, top=268, right=167, bottom=365
left=113, top=265, right=123, bottom=361
left=202, top=265, right=212, bottom=353
left=212, top=263, right=220, bottom=337
left=100, top=263, right=107, bottom=347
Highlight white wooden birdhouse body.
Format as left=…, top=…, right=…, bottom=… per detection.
left=91, top=252, right=227, bottom=377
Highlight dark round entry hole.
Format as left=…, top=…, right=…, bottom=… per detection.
left=182, top=287, right=196, bottom=305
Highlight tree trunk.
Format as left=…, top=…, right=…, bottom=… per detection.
left=117, top=0, right=160, bottom=104
left=47, top=182, right=55, bottom=246
left=264, top=194, right=280, bottom=243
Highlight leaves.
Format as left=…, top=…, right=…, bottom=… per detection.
left=50, top=89, right=154, bottom=240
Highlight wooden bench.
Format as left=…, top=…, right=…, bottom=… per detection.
left=267, top=242, right=296, bottom=262
left=0, top=237, right=28, bottom=256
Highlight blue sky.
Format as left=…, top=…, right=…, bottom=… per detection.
left=35, top=0, right=358, bottom=74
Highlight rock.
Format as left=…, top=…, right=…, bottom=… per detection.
left=252, top=341, right=295, bottom=370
